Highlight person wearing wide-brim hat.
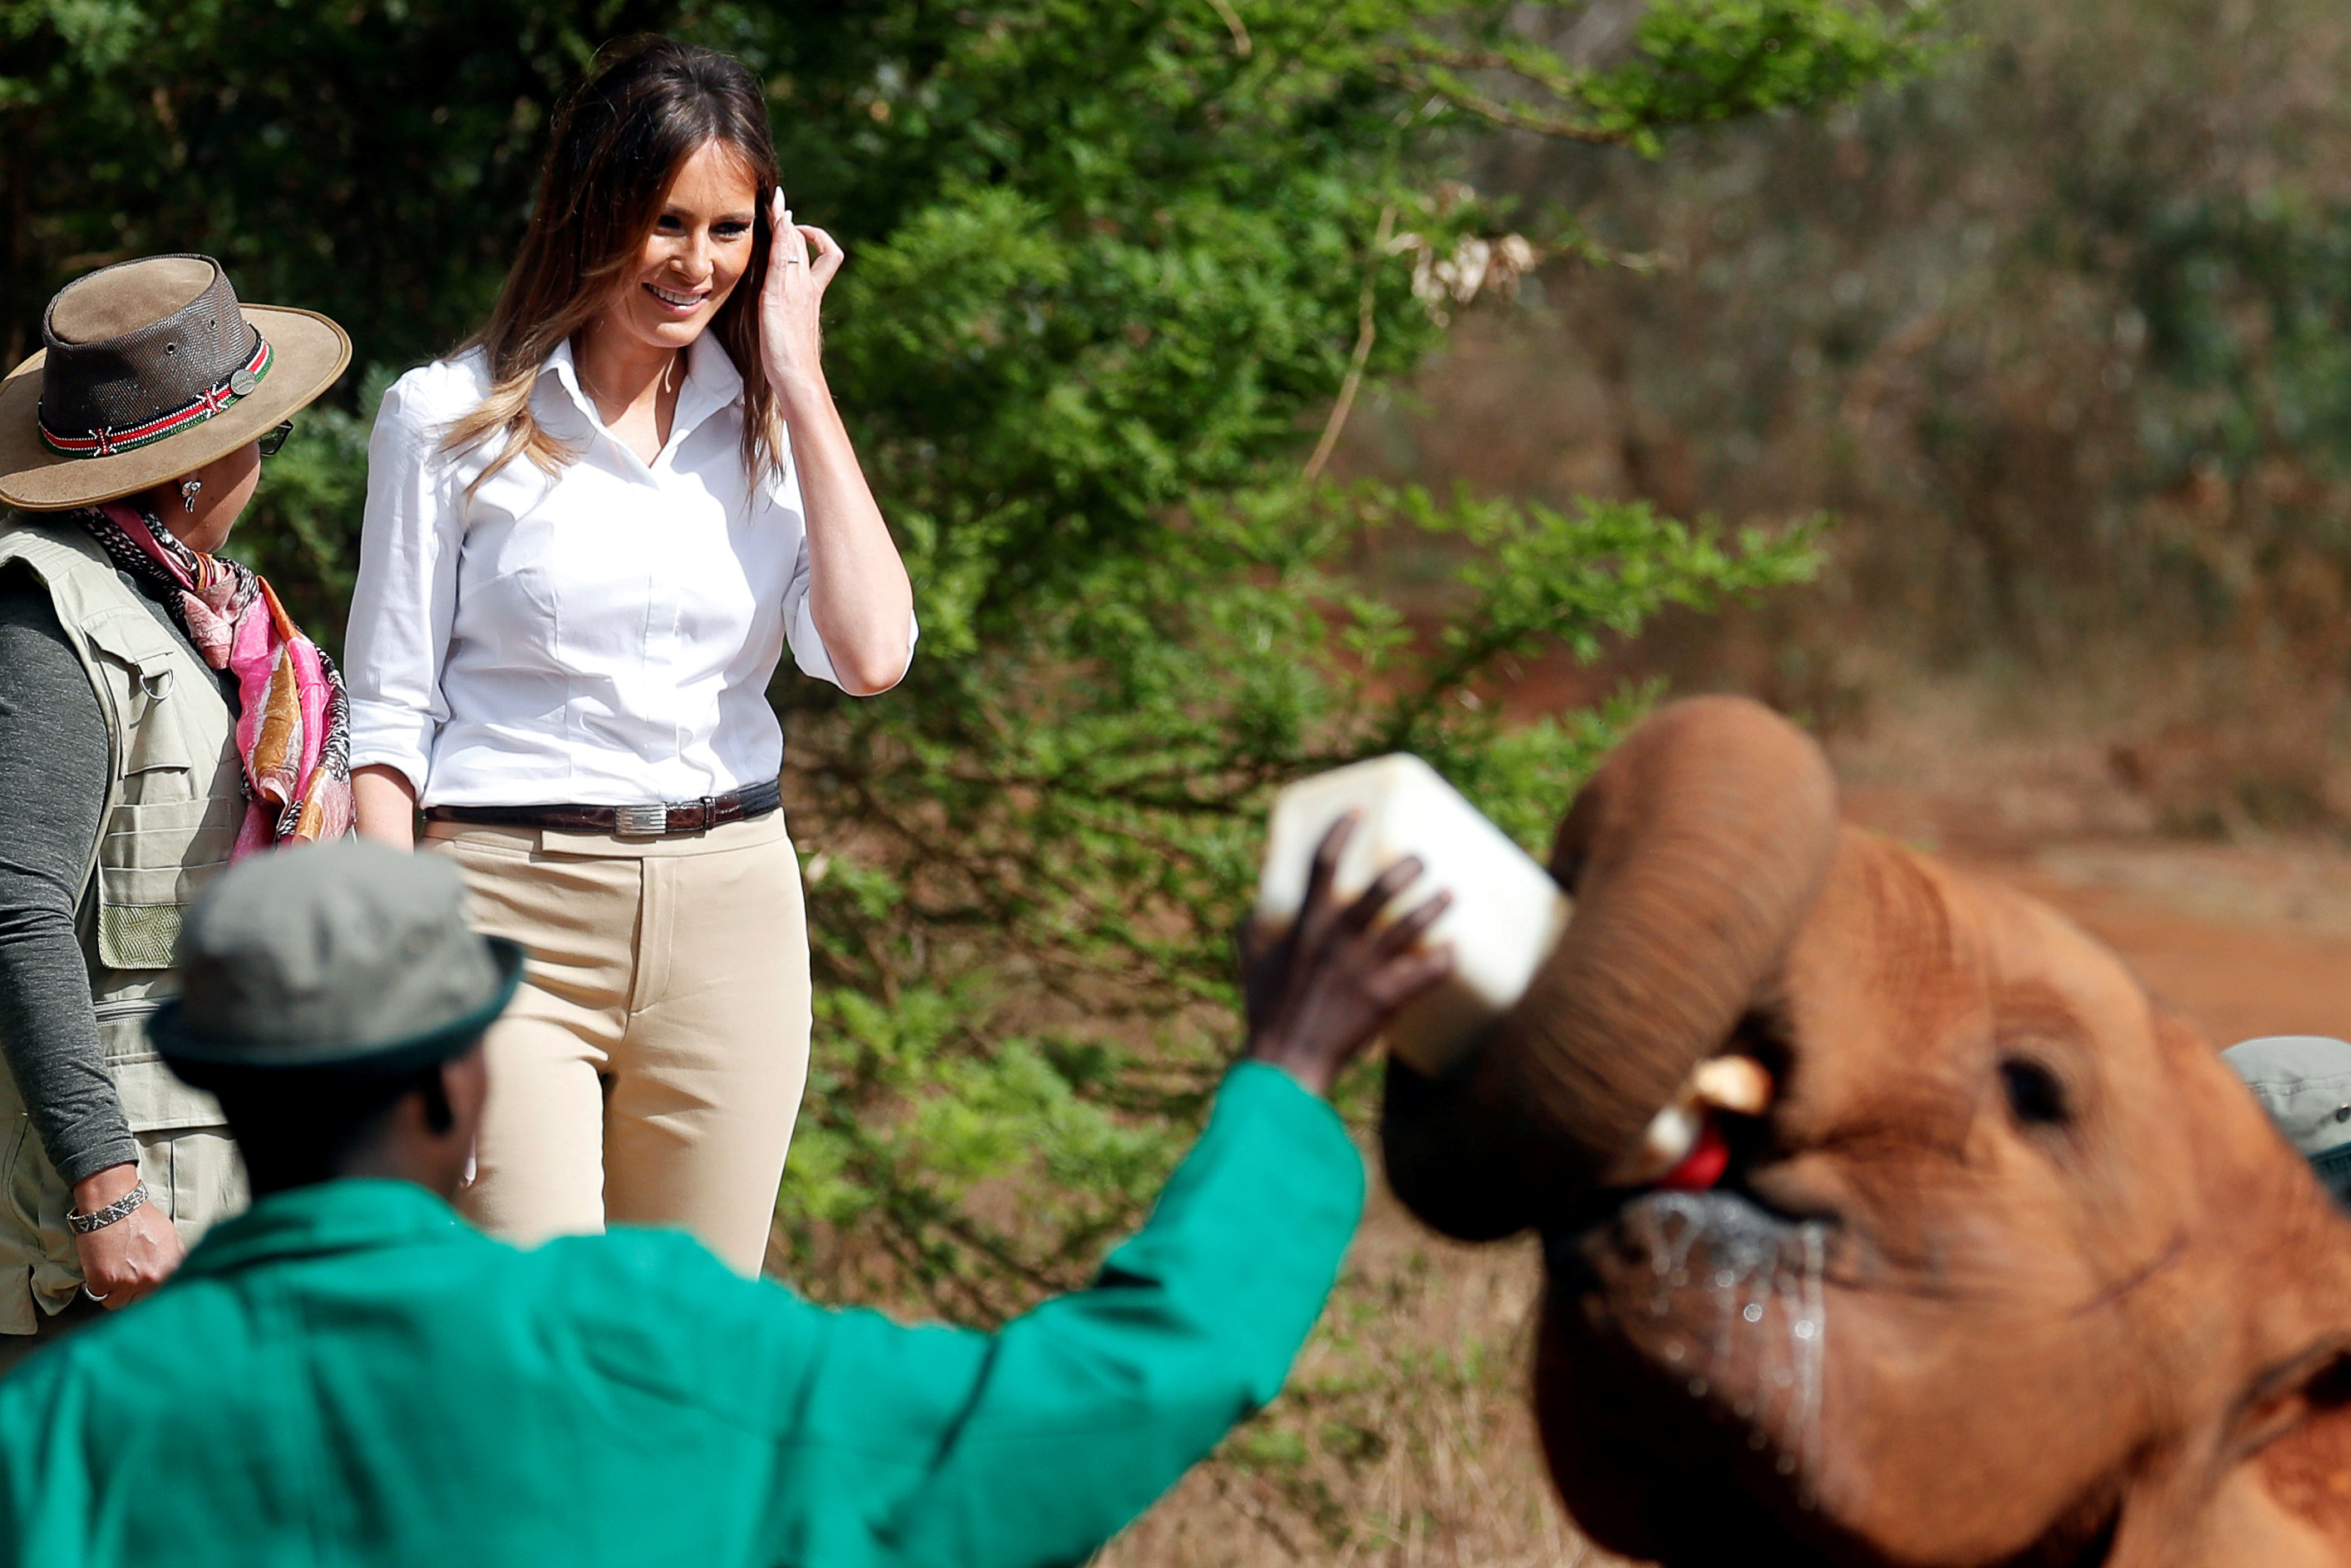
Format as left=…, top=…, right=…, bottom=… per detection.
left=0, top=828, right=1446, bottom=1567
left=0, top=253, right=351, bottom=1357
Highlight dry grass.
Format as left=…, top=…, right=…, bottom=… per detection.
left=1095, top=1181, right=1634, bottom=1568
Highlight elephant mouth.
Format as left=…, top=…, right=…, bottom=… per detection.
left=1544, top=1139, right=1849, bottom=1489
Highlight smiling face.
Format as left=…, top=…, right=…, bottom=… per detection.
left=1535, top=832, right=2351, bottom=1566
left=589, top=137, right=761, bottom=359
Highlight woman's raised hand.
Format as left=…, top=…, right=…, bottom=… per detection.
left=758, top=188, right=844, bottom=398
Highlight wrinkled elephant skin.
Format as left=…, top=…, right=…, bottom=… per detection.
left=1381, top=698, right=2351, bottom=1567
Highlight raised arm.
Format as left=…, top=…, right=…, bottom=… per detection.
left=758, top=190, right=914, bottom=697
left=856, top=1062, right=1362, bottom=1566
left=742, top=818, right=1451, bottom=1566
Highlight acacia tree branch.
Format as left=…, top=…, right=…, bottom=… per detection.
left=1368, top=37, right=1639, bottom=145
left=1305, top=204, right=1396, bottom=481
left=1418, top=80, right=1636, bottom=144
left=1202, top=0, right=1251, bottom=57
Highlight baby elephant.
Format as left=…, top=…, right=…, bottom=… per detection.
left=1383, top=696, right=2351, bottom=1567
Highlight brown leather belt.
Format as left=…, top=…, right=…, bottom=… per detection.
left=423, top=777, right=782, bottom=838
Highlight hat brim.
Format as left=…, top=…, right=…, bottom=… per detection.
left=0, top=305, right=352, bottom=512
left=150, top=936, right=526, bottom=1076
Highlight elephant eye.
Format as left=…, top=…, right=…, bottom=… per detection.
left=2000, top=1057, right=2072, bottom=1127
left=2309, top=1354, right=2351, bottom=1412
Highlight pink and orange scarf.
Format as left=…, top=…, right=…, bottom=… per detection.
left=76, top=500, right=353, bottom=856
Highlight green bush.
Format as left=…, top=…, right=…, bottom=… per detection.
left=3, top=0, right=1939, bottom=1314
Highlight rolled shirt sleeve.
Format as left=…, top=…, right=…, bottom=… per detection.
left=773, top=441, right=919, bottom=690
left=343, top=372, right=462, bottom=796
left=780, top=527, right=843, bottom=688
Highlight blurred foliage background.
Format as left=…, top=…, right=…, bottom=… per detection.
left=1353, top=0, right=2351, bottom=835
left=18, top=3, right=2351, bottom=1556
left=3, top=0, right=1935, bottom=1315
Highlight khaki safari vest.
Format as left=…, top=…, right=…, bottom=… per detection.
left=0, top=518, right=249, bottom=1332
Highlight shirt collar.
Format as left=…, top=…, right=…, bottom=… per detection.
left=670, top=333, right=743, bottom=444
left=175, top=1179, right=475, bottom=1279
left=542, top=333, right=743, bottom=450
left=542, top=336, right=592, bottom=414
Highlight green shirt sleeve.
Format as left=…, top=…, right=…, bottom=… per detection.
left=759, top=1061, right=1365, bottom=1568
left=0, top=1068, right=1364, bottom=1568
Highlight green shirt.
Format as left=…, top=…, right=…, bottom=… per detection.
left=0, top=1063, right=1362, bottom=1567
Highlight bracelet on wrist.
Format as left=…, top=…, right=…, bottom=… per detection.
left=67, top=1181, right=150, bottom=1235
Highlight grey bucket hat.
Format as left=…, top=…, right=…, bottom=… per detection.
left=150, top=841, right=523, bottom=1075
left=2222, top=1035, right=2351, bottom=1203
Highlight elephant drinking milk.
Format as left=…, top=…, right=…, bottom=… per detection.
left=1379, top=697, right=2351, bottom=1567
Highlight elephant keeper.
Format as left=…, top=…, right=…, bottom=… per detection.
left=0, top=826, right=1451, bottom=1566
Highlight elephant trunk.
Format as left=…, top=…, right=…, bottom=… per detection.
left=1381, top=697, right=1840, bottom=1241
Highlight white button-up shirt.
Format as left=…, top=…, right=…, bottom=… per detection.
left=343, top=337, right=901, bottom=807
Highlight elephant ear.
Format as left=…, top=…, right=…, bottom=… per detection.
left=1383, top=696, right=1840, bottom=1241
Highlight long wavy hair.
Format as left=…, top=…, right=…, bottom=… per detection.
left=446, top=36, right=782, bottom=488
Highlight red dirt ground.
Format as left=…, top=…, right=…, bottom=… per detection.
left=1843, top=783, right=2351, bottom=1048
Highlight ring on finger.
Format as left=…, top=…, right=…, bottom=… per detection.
left=82, top=1285, right=108, bottom=1302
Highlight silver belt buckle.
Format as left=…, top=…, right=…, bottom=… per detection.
left=612, top=803, right=669, bottom=837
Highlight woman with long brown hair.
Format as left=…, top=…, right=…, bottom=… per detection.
left=343, top=36, right=914, bottom=1275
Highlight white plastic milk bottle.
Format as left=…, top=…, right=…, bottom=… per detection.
left=1255, top=755, right=1573, bottom=1077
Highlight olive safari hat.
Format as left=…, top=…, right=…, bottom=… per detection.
left=2223, top=1035, right=2351, bottom=1204
left=0, top=254, right=350, bottom=511
left=150, top=841, right=524, bottom=1077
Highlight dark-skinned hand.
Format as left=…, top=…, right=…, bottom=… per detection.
left=1241, top=812, right=1455, bottom=1097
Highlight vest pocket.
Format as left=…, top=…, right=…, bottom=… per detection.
left=96, top=795, right=243, bottom=970
left=94, top=998, right=229, bottom=1134
left=112, top=1058, right=228, bottom=1134
left=93, top=1000, right=248, bottom=1240
left=81, top=604, right=239, bottom=806
left=82, top=609, right=201, bottom=791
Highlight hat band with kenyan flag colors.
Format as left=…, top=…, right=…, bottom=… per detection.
left=39, top=331, right=273, bottom=458
left=0, top=254, right=357, bottom=852
left=0, top=254, right=347, bottom=512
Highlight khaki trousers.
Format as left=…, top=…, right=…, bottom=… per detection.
left=423, top=811, right=811, bottom=1276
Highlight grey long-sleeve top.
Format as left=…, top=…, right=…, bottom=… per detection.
left=0, top=561, right=228, bottom=1186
